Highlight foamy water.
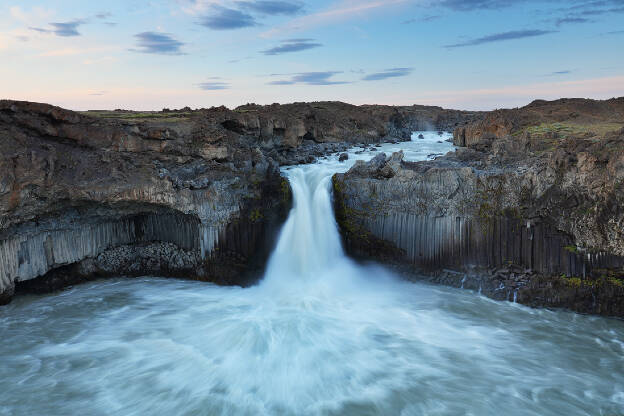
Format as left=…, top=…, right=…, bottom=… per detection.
left=1, top=133, right=623, bottom=415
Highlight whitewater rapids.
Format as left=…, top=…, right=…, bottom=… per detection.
left=1, top=133, right=623, bottom=415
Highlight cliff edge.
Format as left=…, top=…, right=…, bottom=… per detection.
left=334, top=97, right=624, bottom=316
left=0, top=99, right=476, bottom=303
left=0, top=100, right=290, bottom=303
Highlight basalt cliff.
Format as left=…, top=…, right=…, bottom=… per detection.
left=0, top=99, right=475, bottom=303
left=5, top=97, right=624, bottom=317
left=334, top=98, right=624, bottom=316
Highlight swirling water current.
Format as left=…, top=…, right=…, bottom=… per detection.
left=1, top=133, right=623, bottom=415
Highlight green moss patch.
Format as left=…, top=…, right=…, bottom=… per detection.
left=523, top=121, right=623, bottom=139
left=80, top=110, right=192, bottom=122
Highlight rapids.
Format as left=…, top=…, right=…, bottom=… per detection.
left=1, top=133, right=623, bottom=415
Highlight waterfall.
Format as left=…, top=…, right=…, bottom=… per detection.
left=3, top=135, right=624, bottom=415
left=261, top=166, right=346, bottom=288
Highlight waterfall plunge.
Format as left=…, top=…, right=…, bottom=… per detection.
left=3, top=135, right=623, bottom=415
left=262, top=166, right=349, bottom=289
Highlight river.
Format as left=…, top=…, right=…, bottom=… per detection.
left=1, top=133, right=623, bottom=415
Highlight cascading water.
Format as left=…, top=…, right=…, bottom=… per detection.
left=262, top=167, right=344, bottom=285
left=1, top=133, right=624, bottom=416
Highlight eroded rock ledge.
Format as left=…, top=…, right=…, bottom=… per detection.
left=334, top=98, right=624, bottom=317
left=0, top=101, right=292, bottom=303
left=1, top=99, right=477, bottom=303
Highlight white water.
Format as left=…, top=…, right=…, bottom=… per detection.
left=2, top=133, right=624, bottom=415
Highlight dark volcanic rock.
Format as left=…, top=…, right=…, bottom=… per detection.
left=0, top=99, right=478, bottom=303
left=334, top=97, right=624, bottom=317
left=231, top=101, right=480, bottom=148
left=452, top=97, right=624, bottom=148
left=0, top=100, right=292, bottom=302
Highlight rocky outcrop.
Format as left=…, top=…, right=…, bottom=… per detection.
left=228, top=101, right=479, bottom=149
left=334, top=97, right=624, bottom=317
left=0, top=100, right=291, bottom=303
left=1, top=99, right=478, bottom=303
left=86, top=101, right=479, bottom=161
left=453, top=97, right=624, bottom=148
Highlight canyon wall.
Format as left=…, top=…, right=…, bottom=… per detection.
left=334, top=98, right=624, bottom=316
left=0, top=101, right=292, bottom=303
left=1, top=99, right=477, bottom=303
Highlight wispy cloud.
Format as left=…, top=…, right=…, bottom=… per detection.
left=363, top=67, right=413, bottom=81
left=268, top=71, right=348, bottom=85
left=29, top=27, right=50, bottom=34
left=95, top=12, right=112, bottom=19
left=261, top=0, right=409, bottom=38
left=586, top=6, right=624, bottom=15
left=262, top=38, right=322, bottom=55
left=95, top=11, right=116, bottom=26
left=439, top=0, right=624, bottom=16
left=403, top=15, right=441, bottom=24
left=437, top=0, right=516, bottom=11
left=130, top=32, right=185, bottom=55
left=199, top=5, right=257, bottom=30
left=549, top=1, right=624, bottom=27
left=548, top=70, right=572, bottom=75
left=50, top=21, right=85, bottom=36
left=236, top=1, right=304, bottom=15
left=30, top=19, right=87, bottom=37
left=556, top=16, right=592, bottom=26
left=27, top=10, right=118, bottom=37
left=445, top=29, right=556, bottom=48
left=556, top=1, right=624, bottom=16
left=228, top=56, right=253, bottom=63
left=198, top=81, right=230, bottom=90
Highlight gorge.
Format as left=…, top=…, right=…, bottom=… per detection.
left=2, top=98, right=623, bottom=316
left=0, top=99, right=477, bottom=303
left=1, top=98, right=624, bottom=414
left=2, top=134, right=624, bottom=415
left=334, top=98, right=624, bottom=316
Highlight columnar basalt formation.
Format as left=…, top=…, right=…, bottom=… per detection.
left=1, top=99, right=477, bottom=303
left=334, top=98, right=624, bottom=316
left=0, top=101, right=291, bottom=303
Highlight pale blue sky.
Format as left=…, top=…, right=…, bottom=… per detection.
left=1, top=0, right=623, bottom=110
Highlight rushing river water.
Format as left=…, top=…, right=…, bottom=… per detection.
left=1, top=133, right=624, bottom=415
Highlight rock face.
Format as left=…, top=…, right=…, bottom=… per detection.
left=0, top=101, right=292, bottom=303
left=0, top=99, right=478, bottom=304
left=230, top=101, right=480, bottom=149
left=334, top=97, right=624, bottom=317
left=453, top=97, right=624, bottom=148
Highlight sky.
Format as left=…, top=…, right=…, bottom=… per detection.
left=1, top=0, right=623, bottom=110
